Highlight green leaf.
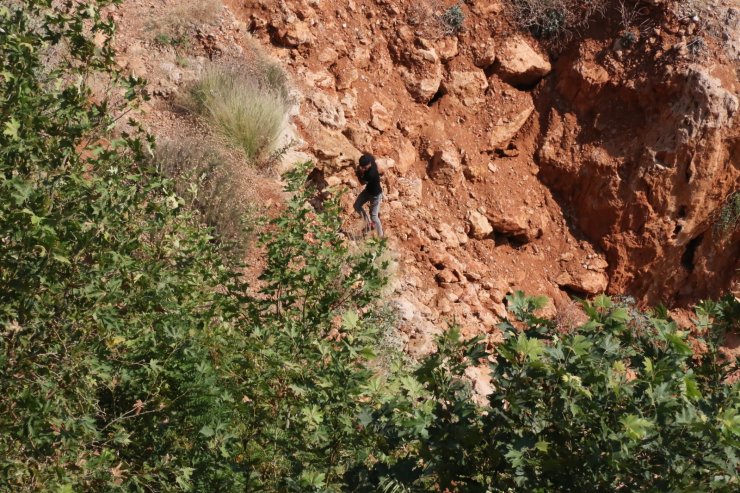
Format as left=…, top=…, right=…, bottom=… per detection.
left=643, top=357, right=653, bottom=375
left=568, top=335, right=592, bottom=357
left=621, top=414, right=653, bottom=440
left=175, top=467, right=194, bottom=491
left=515, top=332, right=544, bottom=361
left=682, top=374, right=702, bottom=401
left=342, top=310, right=359, bottom=330
left=608, top=307, right=630, bottom=324
left=3, top=117, right=20, bottom=140
left=593, top=294, right=612, bottom=309
left=666, top=333, right=693, bottom=356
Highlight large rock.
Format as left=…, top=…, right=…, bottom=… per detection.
left=538, top=64, right=739, bottom=305
left=396, top=177, right=423, bottom=205
left=473, top=42, right=496, bottom=68
left=435, top=36, right=459, bottom=62
left=309, top=92, right=346, bottom=130
left=488, top=206, right=543, bottom=242
left=369, top=101, right=392, bottom=131
left=304, top=124, right=362, bottom=170
left=400, top=63, right=443, bottom=103
left=468, top=210, right=493, bottom=239
left=331, top=58, right=359, bottom=90
left=555, top=270, right=608, bottom=295
left=278, top=21, right=314, bottom=47
left=443, top=70, right=489, bottom=107
left=496, top=37, right=551, bottom=86
left=489, top=102, right=534, bottom=150
left=397, top=44, right=444, bottom=103
left=428, top=143, right=462, bottom=185
left=396, top=138, right=417, bottom=175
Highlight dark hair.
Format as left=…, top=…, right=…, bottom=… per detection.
left=359, top=153, right=375, bottom=167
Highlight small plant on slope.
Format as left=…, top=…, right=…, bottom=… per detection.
left=441, top=3, right=466, bottom=34
left=508, top=0, right=608, bottom=42
left=185, top=62, right=289, bottom=163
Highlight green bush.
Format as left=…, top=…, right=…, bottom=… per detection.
left=363, top=293, right=739, bottom=492
left=185, top=63, right=288, bottom=162
left=2, top=3, right=738, bottom=492
left=0, top=1, right=244, bottom=490
left=715, top=191, right=740, bottom=236
left=441, top=4, right=465, bottom=34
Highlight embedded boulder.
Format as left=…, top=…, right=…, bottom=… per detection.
left=304, top=124, right=362, bottom=170
left=428, top=143, right=462, bottom=185
left=555, top=270, right=609, bottom=295
left=396, top=138, right=417, bottom=175
left=369, top=101, right=392, bottom=131
left=468, top=211, right=493, bottom=239
left=488, top=206, right=544, bottom=242
left=400, top=63, right=444, bottom=103
left=496, top=37, right=551, bottom=86
left=278, top=21, right=314, bottom=47
left=309, top=92, right=346, bottom=130
left=443, top=70, right=489, bottom=107
left=489, top=104, right=534, bottom=150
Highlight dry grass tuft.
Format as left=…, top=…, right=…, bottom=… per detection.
left=507, top=0, right=608, bottom=44
left=184, top=62, right=289, bottom=163
left=154, top=138, right=258, bottom=252
left=145, top=0, right=221, bottom=45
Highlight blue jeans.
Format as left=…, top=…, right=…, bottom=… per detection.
left=354, top=190, right=383, bottom=237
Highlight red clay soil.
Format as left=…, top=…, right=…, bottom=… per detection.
left=110, top=0, right=738, bottom=355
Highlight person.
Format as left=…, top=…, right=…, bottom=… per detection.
left=354, top=153, right=384, bottom=237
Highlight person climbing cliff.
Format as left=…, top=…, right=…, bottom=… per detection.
left=354, top=153, right=384, bottom=237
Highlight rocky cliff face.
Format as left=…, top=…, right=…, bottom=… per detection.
left=540, top=56, right=739, bottom=305
left=217, top=0, right=737, bottom=351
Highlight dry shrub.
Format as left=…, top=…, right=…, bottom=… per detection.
left=144, top=0, right=221, bottom=44
left=154, top=139, right=257, bottom=251
left=507, top=0, right=608, bottom=43
left=407, top=1, right=466, bottom=39
left=554, top=299, right=590, bottom=333
left=184, top=62, right=289, bottom=163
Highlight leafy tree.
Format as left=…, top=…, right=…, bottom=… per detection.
left=2, top=3, right=738, bottom=493
left=227, top=164, right=391, bottom=492
left=0, top=1, right=248, bottom=490
left=365, top=294, right=739, bottom=492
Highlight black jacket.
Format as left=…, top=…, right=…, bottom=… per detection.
left=358, top=164, right=382, bottom=196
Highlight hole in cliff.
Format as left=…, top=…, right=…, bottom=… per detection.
left=427, top=88, right=446, bottom=106
left=494, top=232, right=527, bottom=249
left=681, top=234, right=703, bottom=271
left=484, top=63, right=498, bottom=78
left=509, top=79, right=541, bottom=92
left=678, top=206, right=687, bottom=218
left=560, top=285, right=588, bottom=300
left=673, top=224, right=683, bottom=237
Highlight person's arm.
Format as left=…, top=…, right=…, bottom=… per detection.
left=356, top=166, right=368, bottom=184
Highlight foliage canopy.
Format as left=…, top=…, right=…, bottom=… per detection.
left=1, top=2, right=738, bottom=492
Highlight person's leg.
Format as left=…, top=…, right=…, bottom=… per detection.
left=353, top=190, right=371, bottom=232
left=370, top=193, right=384, bottom=237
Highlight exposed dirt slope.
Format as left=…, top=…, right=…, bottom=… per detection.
left=109, top=0, right=738, bottom=355
left=220, top=0, right=738, bottom=352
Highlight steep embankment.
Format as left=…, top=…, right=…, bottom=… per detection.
left=108, top=0, right=738, bottom=355
left=223, top=0, right=738, bottom=353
